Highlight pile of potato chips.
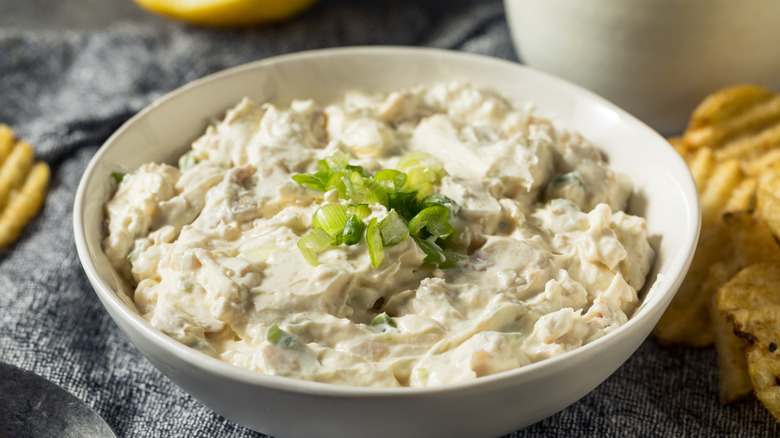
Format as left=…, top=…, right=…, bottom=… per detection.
left=653, top=85, right=780, bottom=417
left=0, top=124, right=50, bottom=249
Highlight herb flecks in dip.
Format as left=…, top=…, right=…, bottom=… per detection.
left=103, top=82, right=655, bottom=387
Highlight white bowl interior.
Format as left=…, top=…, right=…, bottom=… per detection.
left=74, top=47, right=700, bottom=438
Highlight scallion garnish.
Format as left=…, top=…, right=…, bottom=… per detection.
left=411, top=235, right=446, bottom=266
left=311, top=203, right=348, bottom=241
left=370, top=312, right=398, bottom=333
left=374, top=169, right=407, bottom=191
left=293, top=153, right=463, bottom=269
left=292, top=173, right=327, bottom=191
left=267, top=324, right=297, bottom=348
left=347, top=204, right=371, bottom=220
left=420, top=193, right=460, bottom=214
left=342, top=213, right=366, bottom=246
left=408, top=205, right=454, bottom=240
left=178, top=151, right=199, bottom=171
left=378, top=210, right=409, bottom=246
left=387, top=191, right=420, bottom=219
left=550, top=170, right=584, bottom=189
left=111, top=172, right=125, bottom=184
left=296, top=228, right=335, bottom=267
left=397, top=152, right=444, bottom=199
left=366, top=217, right=384, bottom=268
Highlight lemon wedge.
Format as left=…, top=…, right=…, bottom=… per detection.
left=133, top=0, right=318, bottom=27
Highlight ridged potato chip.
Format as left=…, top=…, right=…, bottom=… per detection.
left=679, top=84, right=780, bottom=175
left=687, top=85, right=774, bottom=133
left=653, top=210, right=780, bottom=346
left=0, top=162, right=50, bottom=248
left=655, top=84, right=780, bottom=348
left=708, top=265, right=752, bottom=404
left=717, top=263, right=780, bottom=419
left=656, top=83, right=780, bottom=417
left=713, top=213, right=780, bottom=402
left=757, top=161, right=780, bottom=239
left=0, top=124, right=50, bottom=249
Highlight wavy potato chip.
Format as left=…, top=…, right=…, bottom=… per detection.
left=724, top=211, right=780, bottom=265
left=685, top=86, right=780, bottom=153
left=654, top=210, right=780, bottom=347
left=0, top=162, right=50, bottom=248
left=679, top=84, right=780, bottom=175
left=710, top=212, right=780, bottom=403
left=718, top=263, right=780, bottom=419
left=658, top=83, right=780, bottom=419
left=0, top=140, right=34, bottom=212
left=0, top=124, right=50, bottom=249
left=757, top=161, right=780, bottom=239
left=708, top=266, right=752, bottom=404
left=687, top=85, right=775, bottom=133
left=656, top=83, right=780, bottom=349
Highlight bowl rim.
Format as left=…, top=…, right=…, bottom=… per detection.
left=73, top=45, right=701, bottom=397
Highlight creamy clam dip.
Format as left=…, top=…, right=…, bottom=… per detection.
left=103, top=81, right=655, bottom=387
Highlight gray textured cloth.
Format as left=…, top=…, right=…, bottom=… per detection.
left=0, top=1, right=778, bottom=437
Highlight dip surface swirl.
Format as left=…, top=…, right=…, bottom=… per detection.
left=103, top=81, right=655, bottom=387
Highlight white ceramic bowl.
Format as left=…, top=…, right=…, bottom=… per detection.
left=504, top=0, right=780, bottom=135
left=74, top=47, right=700, bottom=438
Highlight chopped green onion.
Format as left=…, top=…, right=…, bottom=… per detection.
left=267, top=324, right=297, bottom=348
left=347, top=204, right=372, bottom=220
left=297, top=228, right=335, bottom=266
left=311, top=203, right=348, bottom=240
left=405, top=168, right=437, bottom=188
left=292, top=173, right=327, bottom=191
left=346, top=164, right=369, bottom=177
left=439, top=249, right=467, bottom=269
left=318, top=151, right=350, bottom=171
left=111, top=172, right=125, bottom=184
left=293, top=153, right=463, bottom=269
left=352, top=174, right=388, bottom=206
left=326, top=171, right=350, bottom=198
left=375, top=169, right=407, bottom=191
left=178, top=151, right=199, bottom=171
left=408, top=205, right=453, bottom=239
left=366, top=218, right=384, bottom=268
left=410, top=182, right=435, bottom=200
left=178, top=279, right=193, bottom=292
left=342, top=213, right=365, bottom=246
left=410, top=237, right=464, bottom=269
left=396, top=152, right=441, bottom=174
left=387, top=191, right=421, bottom=220
left=378, top=210, right=408, bottom=246
left=412, top=236, right=446, bottom=267
left=550, top=171, right=585, bottom=189
left=343, top=204, right=373, bottom=245
left=370, top=312, right=398, bottom=333
left=397, top=152, right=444, bottom=188
left=421, top=194, right=460, bottom=215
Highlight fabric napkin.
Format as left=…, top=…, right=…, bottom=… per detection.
left=0, top=1, right=777, bottom=436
